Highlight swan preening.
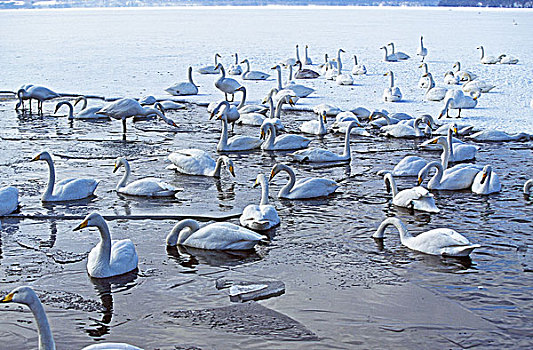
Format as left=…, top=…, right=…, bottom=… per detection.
left=379, top=171, right=440, bottom=213
left=373, top=217, right=479, bottom=257
left=31, top=151, right=98, bottom=202
left=167, top=149, right=235, bottom=177
left=166, top=219, right=264, bottom=250
left=73, top=212, right=139, bottom=278
left=240, top=174, right=280, bottom=231
left=165, top=66, right=199, bottom=96
left=269, top=163, right=339, bottom=199
left=1, top=286, right=142, bottom=350
left=113, top=157, right=181, bottom=197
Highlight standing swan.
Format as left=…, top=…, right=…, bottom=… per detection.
left=289, top=121, right=361, bottom=162
left=373, top=217, right=480, bottom=257
left=471, top=165, right=501, bottom=195
left=197, top=53, right=221, bottom=74
left=113, top=157, right=181, bottom=197
left=166, top=219, right=264, bottom=250
left=214, top=63, right=243, bottom=102
left=18, top=86, right=60, bottom=114
left=1, top=286, right=142, bottom=350
left=417, top=36, right=428, bottom=62
left=31, top=151, right=98, bottom=202
left=379, top=171, right=440, bottom=213
left=383, top=71, right=402, bottom=102
left=269, top=163, right=339, bottom=199
left=167, top=150, right=235, bottom=177
left=73, top=213, right=138, bottom=278
left=165, top=67, right=199, bottom=96
left=240, top=174, right=280, bottom=231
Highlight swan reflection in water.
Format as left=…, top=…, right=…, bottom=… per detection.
left=86, top=271, right=138, bottom=339
left=166, top=245, right=263, bottom=270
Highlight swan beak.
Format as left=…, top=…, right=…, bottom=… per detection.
left=31, top=154, right=40, bottom=161
left=1, top=292, right=14, bottom=303
left=270, top=66, right=277, bottom=70
left=288, top=98, right=295, bottom=106
left=229, top=165, right=235, bottom=177
left=73, top=219, right=88, bottom=231
left=322, top=114, right=327, bottom=123
left=438, top=112, right=443, bottom=119
left=269, top=170, right=275, bottom=181
left=419, top=64, right=424, bottom=68
left=253, top=179, right=260, bottom=188
left=383, top=73, right=388, bottom=76
left=209, top=112, right=215, bottom=120
left=430, top=138, right=438, bottom=144
left=453, top=127, right=458, bottom=135
left=260, top=130, right=265, bottom=139
left=113, top=164, right=119, bottom=173
left=480, top=172, right=488, bottom=184
left=417, top=177, right=423, bottom=186
left=422, top=73, right=428, bottom=77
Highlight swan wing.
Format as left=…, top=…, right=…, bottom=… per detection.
left=289, top=147, right=342, bottom=162
left=82, top=343, right=142, bottom=350
left=184, top=222, right=263, bottom=250
left=108, top=239, right=139, bottom=275
left=52, top=178, right=98, bottom=200
left=273, top=134, right=311, bottom=151
left=406, top=229, right=477, bottom=256
left=120, top=178, right=179, bottom=197
left=226, top=136, right=262, bottom=151
left=393, top=156, right=428, bottom=177
left=287, top=178, right=339, bottom=199
left=168, top=149, right=215, bottom=175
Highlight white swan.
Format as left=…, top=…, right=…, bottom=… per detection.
left=96, top=99, right=177, bottom=135
left=423, top=73, right=447, bottom=101
left=240, top=174, right=280, bottom=231
left=444, top=71, right=460, bottom=85
left=113, top=157, right=180, bottom=197
left=289, top=121, right=361, bottom=162
left=279, top=44, right=300, bottom=68
left=351, top=55, right=367, bottom=75
left=427, top=133, right=478, bottom=162
left=166, top=219, right=263, bottom=250
left=452, top=62, right=477, bottom=81
left=216, top=107, right=262, bottom=152
left=54, top=101, right=107, bottom=121
left=434, top=123, right=473, bottom=137
left=462, top=74, right=495, bottom=93
left=241, top=59, right=270, bottom=80
left=228, top=53, right=243, bottom=75
left=417, top=36, right=427, bottom=62
left=71, top=96, right=108, bottom=120
left=304, top=44, right=313, bottom=65
left=383, top=71, right=402, bottom=102
left=466, top=130, right=531, bottom=142
left=379, top=171, right=439, bottom=213
left=477, top=46, right=499, bottom=64
left=238, top=93, right=288, bottom=130
left=380, top=116, right=429, bottom=138
left=380, top=45, right=398, bottom=62
left=165, top=66, right=199, bottom=96
left=74, top=213, right=138, bottom=278
left=300, top=110, right=327, bottom=135
left=160, top=101, right=186, bottom=110
left=417, top=161, right=481, bottom=190
left=334, top=49, right=353, bottom=85
left=471, top=165, right=501, bottom=195
left=368, top=111, right=400, bottom=128
left=498, top=54, right=519, bottom=64
left=197, top=53, right=221, bottom=74
left=269, top=163, right=339, bottom=199
left=331, top=112, right=371, bottom=136
left=0, top=186, right=18, bottom=215
left=524, top=179, right=533, bottom=196
left=260, top=122, right=310, bottom=151
left=17, top=85, right=60, bottom=114
left=283, top=65, right=315, bottom=98
left=209, top=99, right=242, bottom=127
left=313, top=103, right=342, bottom=116
left=1, top=286, right=142, bottom=350
left=373, top=217, right=479, bottom=257
left=389, top=42, right=410, bottom=60
left=167, top=149, right=235, bottom=177
left=294, top=60, right=319, bottom=79
left=31, top=151, right=98, bottom=202
left=418, top=63, right=430, bottom=88
left=214, top=63, right=243, bottom=102
left=439, top=93, right=478, bottom=118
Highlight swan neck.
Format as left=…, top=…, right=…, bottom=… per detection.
left=337, top=51, right=343, bottom=73
left=244, top=60, right=250, bottom=74
left=275, top=98, right=284, bottom=118
left=263, top=124, right=276, bottom=149
left=237, top=88, right=246, bottom=110
left=259, top=176, right=269, bottom=206
left=376, top=218, right=412, bottom=243
left=268, top=97, right=275, bottom=118
left=96, top=218, right=112, bottom=268
left=354, top=55, right=358, bottom=65
left=234, top=53, right=238, bottom=65
left=428, top=162, right=444, bottom=187
left=213, top=157, right=224, bottom=177
left=79, top=96, right=88, bottom=110
left=389, top=72, right=394, bottom=88
left=116, top=159, right=130, bottom=190
left=188, top=67, right=196, bottom=86
left=305, top=46, right=309, bottom=60
left=295, top=45, right=300, bottom=61
left=288, top=65, right=293, bottom=81
left=384, top=173, right=398, bottom=197
left=277, top=68, right=283, bottom=90
left=343, top=125, right=352, bottom=158
left=28, top=296, right=56, bottom=350
left=44, top=157, right=56, bottom=199
left=279, top=166, right=296, bottom=198
left=167, top=220, right=200, bottom=246
left=218, top=115, right=229, bottom=150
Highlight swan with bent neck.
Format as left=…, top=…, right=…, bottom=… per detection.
left=240, top=173, right=280, bottom=231
left=417, top=161, right=481, bottom=190
left=471, top=165, right=501, bottom=195
left=379, top=171, right=440, bottom=213
left=373, top=217, right=480, bottom=257
left=31, top=151, right=98, bottom=202
left=269, top=163, right=339, bottom=199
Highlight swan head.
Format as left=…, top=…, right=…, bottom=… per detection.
left=270, top=65, right=281, bottom=71
left=368, top=111, right=386, bottom=121
left=379, top=46, right=386, bottom=50
left=31, top=151, right=52, bottom=162
left=269, top=163, right=285, bottom=182
left=1, top=286, right=39, bottom=306
left=254, top=173, right=267, bottom=188
left=215, top=53, right=221, bottom=58
left=214, top=63, right=223, bottom=71
left=210, top=101, right=229, bottom=119
left=498, top=54, right=506, bottom=59
left=339, top=49, right=345, bottom=54
left=239, top=59, right=248, bottom=64
left=476, top=46, right=482, bottom=50
left=221, top=156, right=235, bottom=177
left=383, top=71, right=391, bottom=77
left=479, top=165, right=492, bottom=185
left=73, top=212, right=105, bottom=231
left=113, top=157, right=127, bottom=173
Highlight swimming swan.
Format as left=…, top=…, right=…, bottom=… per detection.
left=216, top=107, right=262, bottom=152
left=73, top=212, right=138, bottom=278
left=466, top=130, right=531, bottom=142
left=240, top=174, right=280, bottom=231
left=417, top=161, right=481, bottom=190
left=1, top=286, right=142, bottom=350
left=113, top=157, right=180, bottom=197
left=269, top=163, right=339, bottom=199
left=373, top=217, right=479, bottom=257
left=31, top=151, right=98, bottom=202
left=260, top=122, right=310, bottom=151
left=379, top=171, right=439, bottom=213
left=166, top=219, right=264, bottom=250
left=167, top=149, right=235, bottom=177
left=383, top=71, right=402, bottom=102
left=289, top=121, right=362, bottom=162
left=165, top=66, right=199, bottom=96
left=471, top=165, right=501, bottom=195
left=300, top=110, right=328, bottom=135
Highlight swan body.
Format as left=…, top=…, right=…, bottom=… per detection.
left=466, top=130, right=530, bottom=142
left=392, top=156, right=431, bottom=177
left=331, top=112, right=370, bottom=136
left=373, top=218, right=479, bottom=257
left=380, top=46, right=398, bottom=62
left=352, top=55, right=367, bottom=75
left=444, top=71, right=460, bottom=85
left=369, top=111, right=400, bottom=128
left=423, top=73, right=447, bottom=101
left=417, top=161, right=481, bottom=190
left=167, top=219, right=263, bottom=250
left=334, top=49, right=353, bottom=85
left=240, top=174, right=280, bottom=231
left=383, top=71, right=402, bottom=102
left=418, top=63, right=430, bottom=88
left=160, top=101, right=186, bottom=110
left=228, top=53, right=243, bottom=75
left=380, top=116, right=429, bottom=138
left=216, top=107, right=262, bottom=152
left=214, top=64, right=242, bottom=101
left=21, top=85, right=60, bottom=113
left=417, top=36, right=427, bottom=62
left=31, top=151, right=98, bottom=202
left=72, top=96, right=108, bottom=120
left=453, top=62, right=477, bottom=81
left=294, top=60, right=319, bottom=79
left=380, top=171, right=439, bottom=213
left=290, top=121, right=360, bottom=162
left=389, top=42, right=410, bottom=60
left=74, top=213, right=138, bottom=278
left=462, top=75, right=495, bottom=93
left=427, top=133, right=478, bottom=163
left=197, top=53, right=221, bottom=74
left=477, top=46, right=499, bottom=64
left=1, top=286, right=142, bottom=350
left=0, top=186, right=18, bottom=215
left=313, top=103, right=342, bottom=116
left=113, top=158, right=180, bottom=197
left=239, top=94, right=288, bottom=130
left=165, top=67, right=199, bottom=96
left=260, top=122, right=310, bottom=151
left=273, top=64, right=314, bottom=98
left=167, top=149, right=234, bottom=177
left=471, top=165, right=501, bottom=195
left=241, top=59, right=270, bottom=80
left=269, top=163, right=339, bottom=199
left=498, top=54, right=518, bottom=64
left=300, top=111, right=327, bottom=135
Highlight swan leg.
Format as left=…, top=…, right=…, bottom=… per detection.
left=122, top=118, right=127, bottom=139
left=29, top=99, right=32, bottom=114
left=458, top=109, right=462, bottom=118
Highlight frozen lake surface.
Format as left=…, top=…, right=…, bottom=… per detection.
left=0, top=6, right=532, bottom=349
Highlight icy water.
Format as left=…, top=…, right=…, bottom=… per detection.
left=0, top=6, right=533, bottom=350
